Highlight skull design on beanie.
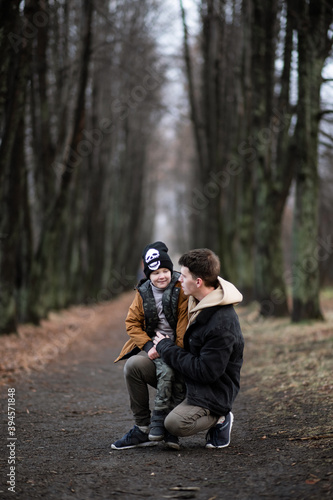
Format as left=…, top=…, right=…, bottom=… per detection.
left=142, top=241, right=173, bottom=279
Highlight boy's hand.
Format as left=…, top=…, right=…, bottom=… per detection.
left=147, top=346, right=160, bottom=360
left=153, top=331, right=169, bottom=347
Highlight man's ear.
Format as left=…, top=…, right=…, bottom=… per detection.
left=196, top=277, right=203, bottom=288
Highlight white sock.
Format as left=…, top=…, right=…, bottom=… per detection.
left=217, top=416, right=226, bottom=425
left=138, top=425, right=149, bottom=433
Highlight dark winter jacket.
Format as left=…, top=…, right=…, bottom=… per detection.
left=155, top=277, right=244, bottom=416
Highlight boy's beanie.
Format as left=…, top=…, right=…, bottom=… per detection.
left=142, top=241, right=173, bottom=279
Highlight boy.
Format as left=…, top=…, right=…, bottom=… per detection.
left=112, top=241, right=188, bottom=450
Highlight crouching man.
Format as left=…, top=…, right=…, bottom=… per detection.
left=153, top=248, right=244, bottom=448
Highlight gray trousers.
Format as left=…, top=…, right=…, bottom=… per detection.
left=124, top=352, right=218, bottom=435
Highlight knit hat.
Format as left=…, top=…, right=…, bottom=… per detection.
left=142, top=241, right=173, bottom=279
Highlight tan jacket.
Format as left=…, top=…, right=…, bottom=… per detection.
left=114, top=282, right=188, bottom=362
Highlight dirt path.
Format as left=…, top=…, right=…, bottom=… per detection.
left=0, top=293, right=332, bottom=500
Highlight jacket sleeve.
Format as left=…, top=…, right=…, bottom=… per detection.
left=125, top=291, right=153, bottom=350
left=155, top=328, right=235, bottom=384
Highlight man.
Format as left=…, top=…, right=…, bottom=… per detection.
left=153, top=248, right=244, bottom=448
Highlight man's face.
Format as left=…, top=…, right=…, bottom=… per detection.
left=150, top=268, right=172, bottom=289
left=179, top=266, right=198, bottom=297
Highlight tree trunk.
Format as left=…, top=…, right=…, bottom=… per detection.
left=232, top=0, right=255, bottom=301
left=251, top=0, right=290, bottom=317
left=201, top=0, right=222, bottom=251
left=291, top=0, right=333, bottom=321
left=26, top=0, right=94, bottom=322
left=15, top=117, right=33, bottom=323
left=179, top=0, right=209, bottom=248
left=0, top=1, right=32, bottom=333
left=32, top=0, right=55, bottom=215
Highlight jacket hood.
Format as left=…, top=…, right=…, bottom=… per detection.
left=188, top=277, right=243, bottom=316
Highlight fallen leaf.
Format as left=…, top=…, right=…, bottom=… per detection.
left=305, top=475, right=321, bottom=485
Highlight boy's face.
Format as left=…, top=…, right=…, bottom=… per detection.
left=150, top=268, right=172, bottom=289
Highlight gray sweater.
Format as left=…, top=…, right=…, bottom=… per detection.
left=151, top=284, right=175, bottom=343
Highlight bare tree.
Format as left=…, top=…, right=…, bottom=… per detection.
left=290, top=0, right=333, bottom=321
left=0, top=0, right=33, bottom=333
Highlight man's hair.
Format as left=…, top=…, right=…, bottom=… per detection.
left=178, top=248, right=220, bottom=288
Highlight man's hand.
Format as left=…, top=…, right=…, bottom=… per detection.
left=147, top=346, right=160, bottom=360
left=153, top=331, right=169, bottom=347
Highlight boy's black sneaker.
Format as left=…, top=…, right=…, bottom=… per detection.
left=164, top=432, right=180, bottom=450
left=148, top=409, right=168, bottom=441
left=111, top=425, right=158, bottom=450
left=205, top=412, right=234, bottom=448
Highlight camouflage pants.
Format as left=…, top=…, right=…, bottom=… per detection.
left=153, top=358, right=186, bottom=411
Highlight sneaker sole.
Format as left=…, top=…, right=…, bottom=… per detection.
left=148, top=434, right=165, bottom=441
left=165, top=442, right=180, bottom=450
left=205, top=412, right=234, bottom=449
left=111, top=441, right=158, bottom=450
left=205, top=441, right=230, bottom=449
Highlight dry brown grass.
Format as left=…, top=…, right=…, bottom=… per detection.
left=238, top=296, right=333, bottom=440
left=0, top=293, right=132, bottom=385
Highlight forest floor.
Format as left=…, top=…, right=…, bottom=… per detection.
left=0, top=290, right=332, bottom=500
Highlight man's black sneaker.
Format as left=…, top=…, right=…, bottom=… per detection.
left=205, top=412, right=234, bottom=448
left=111, top=426, right=158, bottom=450
left=164, top=432, right=180, bottom=450
left=148, top=409, right=168, bottom=441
